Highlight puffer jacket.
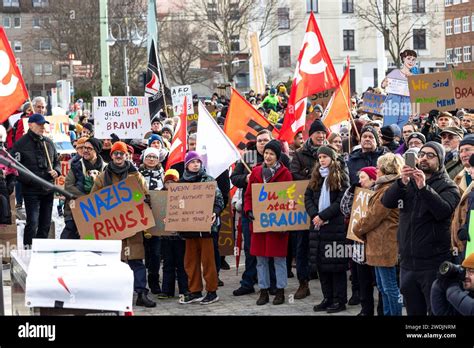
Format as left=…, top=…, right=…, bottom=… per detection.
left=347, top=147, right=388, bottom=185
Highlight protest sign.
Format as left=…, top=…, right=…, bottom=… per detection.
left=310, top=89, right=335, bottom=109
left=0, top=193, right=17, bottom=262
left=347, top=187, right=374, bottom=242
left=23, top=115, right=74, bottom=154
left=171, top=85, right=193, bottom=115
left=251, top=180, right=310, bottom=233
left=361, top=92, right=387, bottom=115
left=93, top=97, right=151, bottom=140
left=187, top=105, right=218, bottom=125
left=71, top=177, right=155, bottom=240
left=408, top=72, right=456, bottom=113
left=54, top=161, right=70, bottom=188
left=148, top=191, right=173, bottom=237
left=453, top=69, right=474, bottom=109
left=218, top=204, right=234, bottom=256
left=386, top=78, right=409, bottom=96
left=165, top=182, right=217, bottom=232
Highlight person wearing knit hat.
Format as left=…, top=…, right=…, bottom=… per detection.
left=440, top=126, right=464, bottom=179
left=148, top=134, right=165, bottom=148
left=263, top=139, right=282, bottom=161
left=309, top=119, right=328, bottom=137
left=110, top=141, right=128, bottom=156
left=184, top=150, right=202, bottom=168
left=161, top=125, right=174, bottom=142
left=359, top=166, right=377, bottom=182
left=380, top=126, right=399, bottom=152
left=317, top=145, right=337, bottom=161
left=75, top=137, right=89, bottom=157
left=85, top=137, right=102, bottom=155
left=407, top=132, right=426, bottom=149
left=164, top=169, right=179, bottom=184
left=81, top=122, right=94, bottom=138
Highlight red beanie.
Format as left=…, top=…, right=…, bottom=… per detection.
left=359, top=166, right=377, bottom=181
left=110, top=141, right=129, bottom=155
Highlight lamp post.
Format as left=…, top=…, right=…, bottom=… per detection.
left=106, top=19, right=142, bottom=96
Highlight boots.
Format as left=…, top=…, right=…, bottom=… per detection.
left=348, top=290, right=360, bottom=306
left=294, top=280, right=310, bottom=299
left=273, top=288, right=285, bottom=305
left=148, top=274, right=161, bottom=294
left=136, top=292, right=156, bottom=308
left=256, top=289, right=269, bottom=305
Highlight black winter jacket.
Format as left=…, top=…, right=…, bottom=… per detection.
left=431, top=279, right=474, bottom=316
left=347, top=147, right=388, bottom=185
left=11, top=130, right=60, bottom=195
left=382, top=170, right=460, bottom=271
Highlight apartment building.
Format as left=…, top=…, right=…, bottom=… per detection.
left=445, top=0, right=474, bottom=68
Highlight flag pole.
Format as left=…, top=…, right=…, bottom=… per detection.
left=338, top=57, right=360, bottom=141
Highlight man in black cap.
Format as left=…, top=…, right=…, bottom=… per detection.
left=61, top=137, right=107, bottom=239
left=11, top=114, right=61, bottom=248
left=382, top=141, right=461, bottom=315
left=145, top=116, right=163, bottom=139
left=81, top=122, right=94, bottom=138
left=380, top=125, right=400, bottom=152
left=406, top=132, right=426, bottom=150
left=440, top=126, right=464, bottom=179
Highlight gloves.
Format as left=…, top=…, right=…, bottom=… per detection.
left=246, top=210, right=255, bottom=221
left=110, top=133, right=120, bottom=144
left=458, top=226, right=471, bottom=242
left=348, top=183, right=360, bottom=194
left=144, top=195, right=152, bottom=210
left=436, top=273, right=459, bottom=292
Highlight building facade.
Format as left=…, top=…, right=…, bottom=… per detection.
left=445, top=0, right=474, bottom=68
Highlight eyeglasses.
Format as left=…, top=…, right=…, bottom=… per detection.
left=146, top=155, right=158, bottom=160
left=467, top=269, right=474, bottom=276
left=112, top=151, right=126, bottom=157
left=82, top=147, right=94, bottom=152
left=417, top=151, right=437, bottom=159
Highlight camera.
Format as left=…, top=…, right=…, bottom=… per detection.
left=439, top=261, right=466, bottom=281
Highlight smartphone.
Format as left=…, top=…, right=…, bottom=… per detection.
left=405, top=152, right=416, bottom=169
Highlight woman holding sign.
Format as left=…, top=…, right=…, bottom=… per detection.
left=305, top=146, right=349, bottom=314
left=91, top=141, right=156, bottom=308
left=244, top=140, right=293, bottom=306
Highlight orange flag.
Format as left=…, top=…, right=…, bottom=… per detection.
left=166, top=97, right=187, bottom=170
left=321, top=57, right=351, bottom=129
left=0, top=27, right=28, bottom=123
left=224, top=88, right=279, bottom=151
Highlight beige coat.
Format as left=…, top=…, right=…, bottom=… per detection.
left=91, top=170, right=148, bottom=261
left=451, top=169, right=473, bottom=252
left=353, top=177, right=400, bottom=267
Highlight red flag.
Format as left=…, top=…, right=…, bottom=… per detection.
left=322, top=57, right=351, bottom=128
left=279, top=12, right=339, bottom=142
left=166, top=97, right=187, bottom=170
left=0, top=27, right=28, bottom=123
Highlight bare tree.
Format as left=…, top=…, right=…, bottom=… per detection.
left=354, top=0, right=440, bottom=68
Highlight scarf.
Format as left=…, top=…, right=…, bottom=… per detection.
left=374, top=174, right=399, bottom=190
left=303, top=138, right=319, bottom=158
left=262, top=161, right=281, bottom=183
left=103, top=161, right=136, bottom=187
left=139, top=164, right=164, bottom=191
left=182, top=167, right=205, bottom=182
left=318, top=167, right=331, bottom=212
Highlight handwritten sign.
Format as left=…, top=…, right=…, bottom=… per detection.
left=310, top=89, right=335, bottom=109
left=187, top=105, right=217, bottom=126
left=347, top=187, right=374, bottom=242
left=165, top=182, right=217, bottom=232
left=361, top=92, right=387, bottom=115
left=251, top=180, right=310, bottom=233
left=386, top=78, right=410, bottom=96
left=218, top=204, right=234, bottom=256
left=171, top=85, right=193, bottom=115
left=23, top=115, right=73, bottom=155
left=408, top=71, right=456, bottom=113
left=55, top=161, right=71, bottom=188
left=453, top=69, right=474, bottom=109
left=71, top=176, right=155, bottom=240
left=93, top=97, right=152, bottom=140
left=148, top=191, right=173, bottom=236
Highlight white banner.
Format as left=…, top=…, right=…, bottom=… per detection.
left=93, top=96, right=151, bottom=139
left=386, top=78, right=410, bottom=96
left=171, top=85, right=193, bottom=115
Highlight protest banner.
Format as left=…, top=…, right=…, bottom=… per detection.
left=71, top=177, right=155, bottom=240
left=23, top=114, right=74, bottom=154
left=361, top=92, right=387, bottom=115
left=347, top=187, right=374, bottom=242
left=54, top=161, right=70, bottom=189
left=453, top=69, right=474, bottom=109
left=171, top=85, right=193, bottom=115
left=310, top=88, right=335, bottom=109
left=218, top=204, right=234, bottom=256
left=148, top=190, right=173, bottom=237
left=165, top=182, right=217, bottom=232
left=386, top=78, right=409, bottom=96
left=251, top=180, right=310, bottom=233
left=93, top=97, right=151, bottom=139
left=408, top=71, right=456, bottom=113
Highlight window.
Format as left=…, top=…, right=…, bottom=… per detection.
left=278, top=8, right=290, bottom=29
left=446, top=48, right=453, bottom=63
left=463, top=16, right=470, bottom=32
left=13, top=41, right=21, bottom=52
left=342, top=0, right=353, bottom=13
left=454, top=18, right=461, bottom=34
left=279, top=46, right=291, bottom=67
left=13, top=17, right=21, bottom=28
left=34, top=64, right=43, bottom=76
left=207, top=35, right=218, bottom=53
left=230, top=35, right=240, bottom=52
left=16, top=58, right=22, bottom=73
left=413, top=29, right=426, bottom=50
left=472, top=14, right=474, bottom=30
left=32, top=17, right=41, bottom=28
left=207, top=1, right=217, bottom=21
left=39, top=38, right=51, bottom=51
left=464, top=46, right=471, bottom=62
left=306, top=0, right=318, bottom=13
left=446, top=19, right=452, bottom=35
left=32, top=0, right=49, bottom=7
left=3, top=0, right=19, bottom=7
left=3, top=17, right=10, bottom=28
left=229, top=2, right=240, bottom=20
left=343, top=30, right=355, bottom=50
left=60, top=42, right=68, bottom=53
left=412, top=0, right=425, bottom=13
left=43, top=63, right=53, bottom=75
left=445, top=0, right=453, bottom=5
left=453, top=0, right=461, bottom=4
left=455, top=47, right=462, bottom=63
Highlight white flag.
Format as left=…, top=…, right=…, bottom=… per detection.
left=196, top=102, right=241, bottom=178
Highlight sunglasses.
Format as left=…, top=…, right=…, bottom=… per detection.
left=112, top=151, right=126, bottom=157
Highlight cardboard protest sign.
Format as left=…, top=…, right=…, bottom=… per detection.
left=218, top=204, right=234, bottom=256
left=386, top=78, right=409, bottom=96
left=347, top=187, right=374, bottom=242
left=71, top=177, right=155, bottom=240
left=55, top=161, right=70, bottom=189
left=148, top=190, right=173, bottom=237
left=453, top=69, right=474, bottom=109
left=361, top=92, right=387, bottom=115
left=187, top=105, right=218, bottom=125
left=408, top=72, right=456, bottom=113
left=310, top=89, right=335, bottom=109
left=251, top=180, right=310, bottom=233
left=22, top=115, right=74, bottom=154
left=165, top=182, right=217, bottom=232
left=93, top=97, right=152, bottom=140
left=171, top=85, right=193, bottom=115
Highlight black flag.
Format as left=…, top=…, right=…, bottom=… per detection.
left=145, top=39, right=170, bottom=119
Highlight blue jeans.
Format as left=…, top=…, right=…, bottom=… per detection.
left=143, top=236, right=161, bottom=277
left=296, top=230, right=310, bottom=281
left=257, top=256, right=287, bottom=289
left=375, top=266, right=402, bottom=316
left=23, top=193, right=54, bottom=247
left=161, top=238, right=188, bottom=296
left=128, top=259, right=147, bottom=294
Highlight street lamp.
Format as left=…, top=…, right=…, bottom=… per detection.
left=107, top=20, right=142, bottom=96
